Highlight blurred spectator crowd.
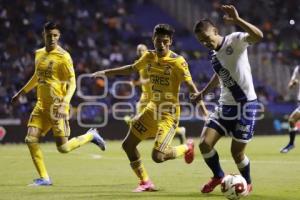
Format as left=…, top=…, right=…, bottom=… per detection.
left=0, top=0, right=299, bottom=119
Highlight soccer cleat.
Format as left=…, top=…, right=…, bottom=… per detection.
left=89, top=128, right=106, bottom=151
left=280, top=144, right=295, bottom=153
left=246, top=184, right=253, bottom=195
left=28, top=178, right=52, bottom=186
left=184, top=139, right=194, bottom=164
left=133, top=180, right=157, bottom=192
left=201, top=177, right=223, bottom=193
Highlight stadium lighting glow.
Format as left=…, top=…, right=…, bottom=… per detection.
left=289, top=19, right=295, bottom=25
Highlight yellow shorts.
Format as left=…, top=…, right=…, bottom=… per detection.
left=131, top=107, right=178, bottom=152
left=136, top=99, right=149, bottom=114
left=27, top=106, right=70, bottom=137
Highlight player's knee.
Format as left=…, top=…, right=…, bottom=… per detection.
left=57, top=144, right=70, bottom=153
left=151, top=150, right=165, bottom=163
left=122, top=140, right=130, bottom=152
left=199, top=140, right=212, bottom=153
left=231, top=151, right=244, bottom=163
left=25, top=135, right=39, bottom=144
left=288, top=117, right=296, bottom=126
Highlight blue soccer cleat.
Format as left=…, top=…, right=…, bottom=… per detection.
left=89, top=128, right=106, bottom=151
left=28, top=178, right=52, bottom=186
left=280, top=144, right=295, bottom=153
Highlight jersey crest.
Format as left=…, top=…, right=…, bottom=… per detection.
left=226, top=46, right=234, bottom=55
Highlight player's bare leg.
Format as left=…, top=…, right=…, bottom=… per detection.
left=54, top=128, right=106, bottom=153
left=26, top=127, right=52, bottom=186
left=150, top=126, right=194, bottom=164
left=280, top=110, right=300, bottom=153
left=151, top=141, right=194, bottom=164
left=231, top=140, right=252, bottom=193
left=199, top=127, right=224, bottom=193
left=122, top=130, right=156, bottom=192
left=175, top=126, right=186, bottom=144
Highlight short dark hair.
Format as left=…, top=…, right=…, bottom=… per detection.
left=43, top=21, right=60, bottom=32
left=193, top=18, right=217, bottom=34
left=153, top=24, right=175, bottom=38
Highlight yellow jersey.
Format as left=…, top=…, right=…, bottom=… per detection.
left=133, top=50, right=192, bottom=116
left=138, top=67, right=151, bottom=103
left=33, top=46, right=75, bottom=109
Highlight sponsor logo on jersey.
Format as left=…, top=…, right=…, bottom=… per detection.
left=163, top=66, right=171, bottom=75
left=147, top=63, right=152, bottom=72
left=150, top=75, right=170, bottom=86
left=226, top=46, right=233, bottom=55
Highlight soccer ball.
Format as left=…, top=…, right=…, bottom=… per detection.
left=221, top=174, right=248, bottom=200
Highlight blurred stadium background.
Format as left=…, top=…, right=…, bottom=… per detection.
left=0, top=0, right=300, bottom=142
left=1, top=1, right=300, bottom=200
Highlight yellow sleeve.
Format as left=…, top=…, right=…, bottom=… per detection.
left=63, top=76, right=76, bottom=104
left=176, top=57, right=192, bottom=82
left=61, top=53, right=76, bottom=104
left=61, top=53, right=75, bottom=78
left=132, top=52, right=149, bottom=71
left=21, top=51, right=39, bottom=93
left=22, top=72, right=38, bottom=93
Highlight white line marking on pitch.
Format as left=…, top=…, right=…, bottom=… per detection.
left=91, top=154, right=102, bottom=159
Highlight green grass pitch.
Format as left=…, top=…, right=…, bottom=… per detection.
left=1, top=135, right=300, bottom=200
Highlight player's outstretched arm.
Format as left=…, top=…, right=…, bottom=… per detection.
left=185, top=80, right=208, bottom=117
left=131, top=77, right=150, bottom=86
left=54, top=76, right=76, bottom=119
left=191, top=73, right=219, bottom=104
left=221, top=5, right=263, bottom=43
left=63, top=76, right=76, bottom=104
left=288, top=79, right=298, bottom=89
left=11, top=91, right=25, bottom=104
left=11, top=73, right=38, bottom=103
left=288, top=67, right=299, bottom=89
left=93, top=65, right=135, bottom=78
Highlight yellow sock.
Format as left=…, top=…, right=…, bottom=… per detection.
left=130, top=159, right=149, bottom=182
left=27, top=143, right=49, bottom=179
left=173, top=144, right=188, bottom=157
left=59, top=133, right=93, bottom=153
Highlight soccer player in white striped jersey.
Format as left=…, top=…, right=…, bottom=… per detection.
left=280, top=65, right=300, bottom=153
left=192, top=5, right=263, bottom=195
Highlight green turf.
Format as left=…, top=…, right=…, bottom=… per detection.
left=0, top=135, right=300, bottom=200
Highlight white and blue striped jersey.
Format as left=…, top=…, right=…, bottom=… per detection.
left=290, top=65, right=300, bottom=101
left=209, top=32, right=257, bottom=105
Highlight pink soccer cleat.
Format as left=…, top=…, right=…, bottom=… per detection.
left=201, top=177, right=223, bottom=193
left=133, top=180, right=157, bottom=192
left=184, top=139, right=195, bottom=164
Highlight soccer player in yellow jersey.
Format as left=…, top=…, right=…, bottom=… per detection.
left=125, top=44, right=187, bottom=144
left=132, top=44, right=151, bottom=114
left=93, top=24, right=208, bottom=192
left=11, top=22, right=106, bottom=186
